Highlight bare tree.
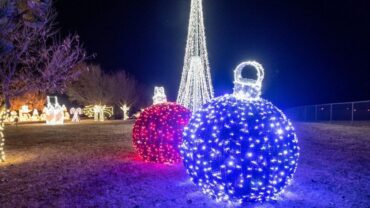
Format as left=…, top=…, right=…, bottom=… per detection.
left=67, top=64, right=144, bottom=112
left=66, top=64, right=115, bottom=106
left=111, top=70, right=143, bottom=108
left=0, top=0, right=87, bottom=107
left=0, top=0, right=88, bottom=162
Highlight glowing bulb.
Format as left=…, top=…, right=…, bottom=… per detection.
left=277, top=129, right=284, bottom=135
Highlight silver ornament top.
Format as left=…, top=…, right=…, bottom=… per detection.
left=233, top=61, right=265, bottom=100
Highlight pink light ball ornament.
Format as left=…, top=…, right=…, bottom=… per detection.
left=133, top=102, right=191, bottom=164
left=181, top=61, right=300, bottom=204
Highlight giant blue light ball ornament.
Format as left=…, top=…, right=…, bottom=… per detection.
left=180, top=61, right=300, bottom=204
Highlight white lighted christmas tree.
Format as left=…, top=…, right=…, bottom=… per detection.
left=177, top=0, right=214, bottom=112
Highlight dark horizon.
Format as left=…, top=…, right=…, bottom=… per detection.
left=56, top=0, right=370, bottom=108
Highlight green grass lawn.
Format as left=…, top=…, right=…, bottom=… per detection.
left=0, top=121, right=369, bottom=208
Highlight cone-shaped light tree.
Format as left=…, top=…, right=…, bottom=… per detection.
left=177, top=0, right=214, bottom=112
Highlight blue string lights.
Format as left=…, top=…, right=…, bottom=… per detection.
left=180, top=61, right=299, bottom=204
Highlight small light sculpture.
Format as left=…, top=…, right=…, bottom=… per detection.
left=44, top=96, right=64, bottom=125
left=70, top=107, right=82, bottom=123
left=7, top=111, right=18, bottom=122
left=181, top=61, right=300, bottom=204
left=19, top=105, right=31, bottom=122
left=94, top=105, right=104, bottom=121
left=83, top=105, right=113, bottom=122
left=62, top=105, right=70, bottom=120
left=153, top=86, right=167, bottom=105
left=132, top=87, right=191, bottom=164
left=31, top=109, right=39, bottom=121
left=120, top=104, right=130, bottom=120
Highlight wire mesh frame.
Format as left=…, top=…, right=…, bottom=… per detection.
left=285, top=100, right=370, bottom=122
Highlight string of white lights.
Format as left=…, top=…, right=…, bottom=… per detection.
left=177, top=0, right=214, bottom=112
left=0, top=109, right=5, bottom=162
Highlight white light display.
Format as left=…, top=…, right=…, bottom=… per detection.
left=19, top=105, right=31, bottom=122
left=153, top=86, right=167, bottom=105
left=70, top=107, right=82, bottom=123
left=62, top=105, right=70, bottom=120
left=120, top=104, right=130, bottom=120
left=181, top=61, right=300, bottom=204
left=5, top=109, right=42, bottom=123
left=9, top=106, right=43, bottom=122
left=31, top=109, right=39, bottom=121
left=83, top=105, right=113, bottom=122
left=94, top=105, right=104, bottom=121
left=7, top=111, right=18, bottom=122
left=177, top=0, right=214, bottom=112
left=44, top=96, right=64, bottom=125
left=0, top=109, right=5, bottom=162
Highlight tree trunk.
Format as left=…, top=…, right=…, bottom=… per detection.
left=5, top=95, right=11, bottom=110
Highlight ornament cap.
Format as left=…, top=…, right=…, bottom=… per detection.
left=153, top=86, right=167, bottom=105
left=233, top=61, right=265, bottom=99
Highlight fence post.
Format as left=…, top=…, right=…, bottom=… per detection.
left=330, top=104, right=333, bottom=122
left=304, top=106, right=307, bottom=121
left=351, top=102, right=354, bottom=123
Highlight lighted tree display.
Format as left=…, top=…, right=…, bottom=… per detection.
left=177, top=0, right=214, bottom=112
left=0, top=0, right=87, bottom=161
left=83, top=105, right=114, bottom=122
left=120, top=104, right=130, bottom=120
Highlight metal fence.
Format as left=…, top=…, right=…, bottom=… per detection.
left=285, top=100, right=370, bottom=122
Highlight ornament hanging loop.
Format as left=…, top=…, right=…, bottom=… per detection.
left=233, top=61, right=265, bottom=99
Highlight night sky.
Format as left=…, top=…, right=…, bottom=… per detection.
left=55, top=0, right=370, bottom=108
